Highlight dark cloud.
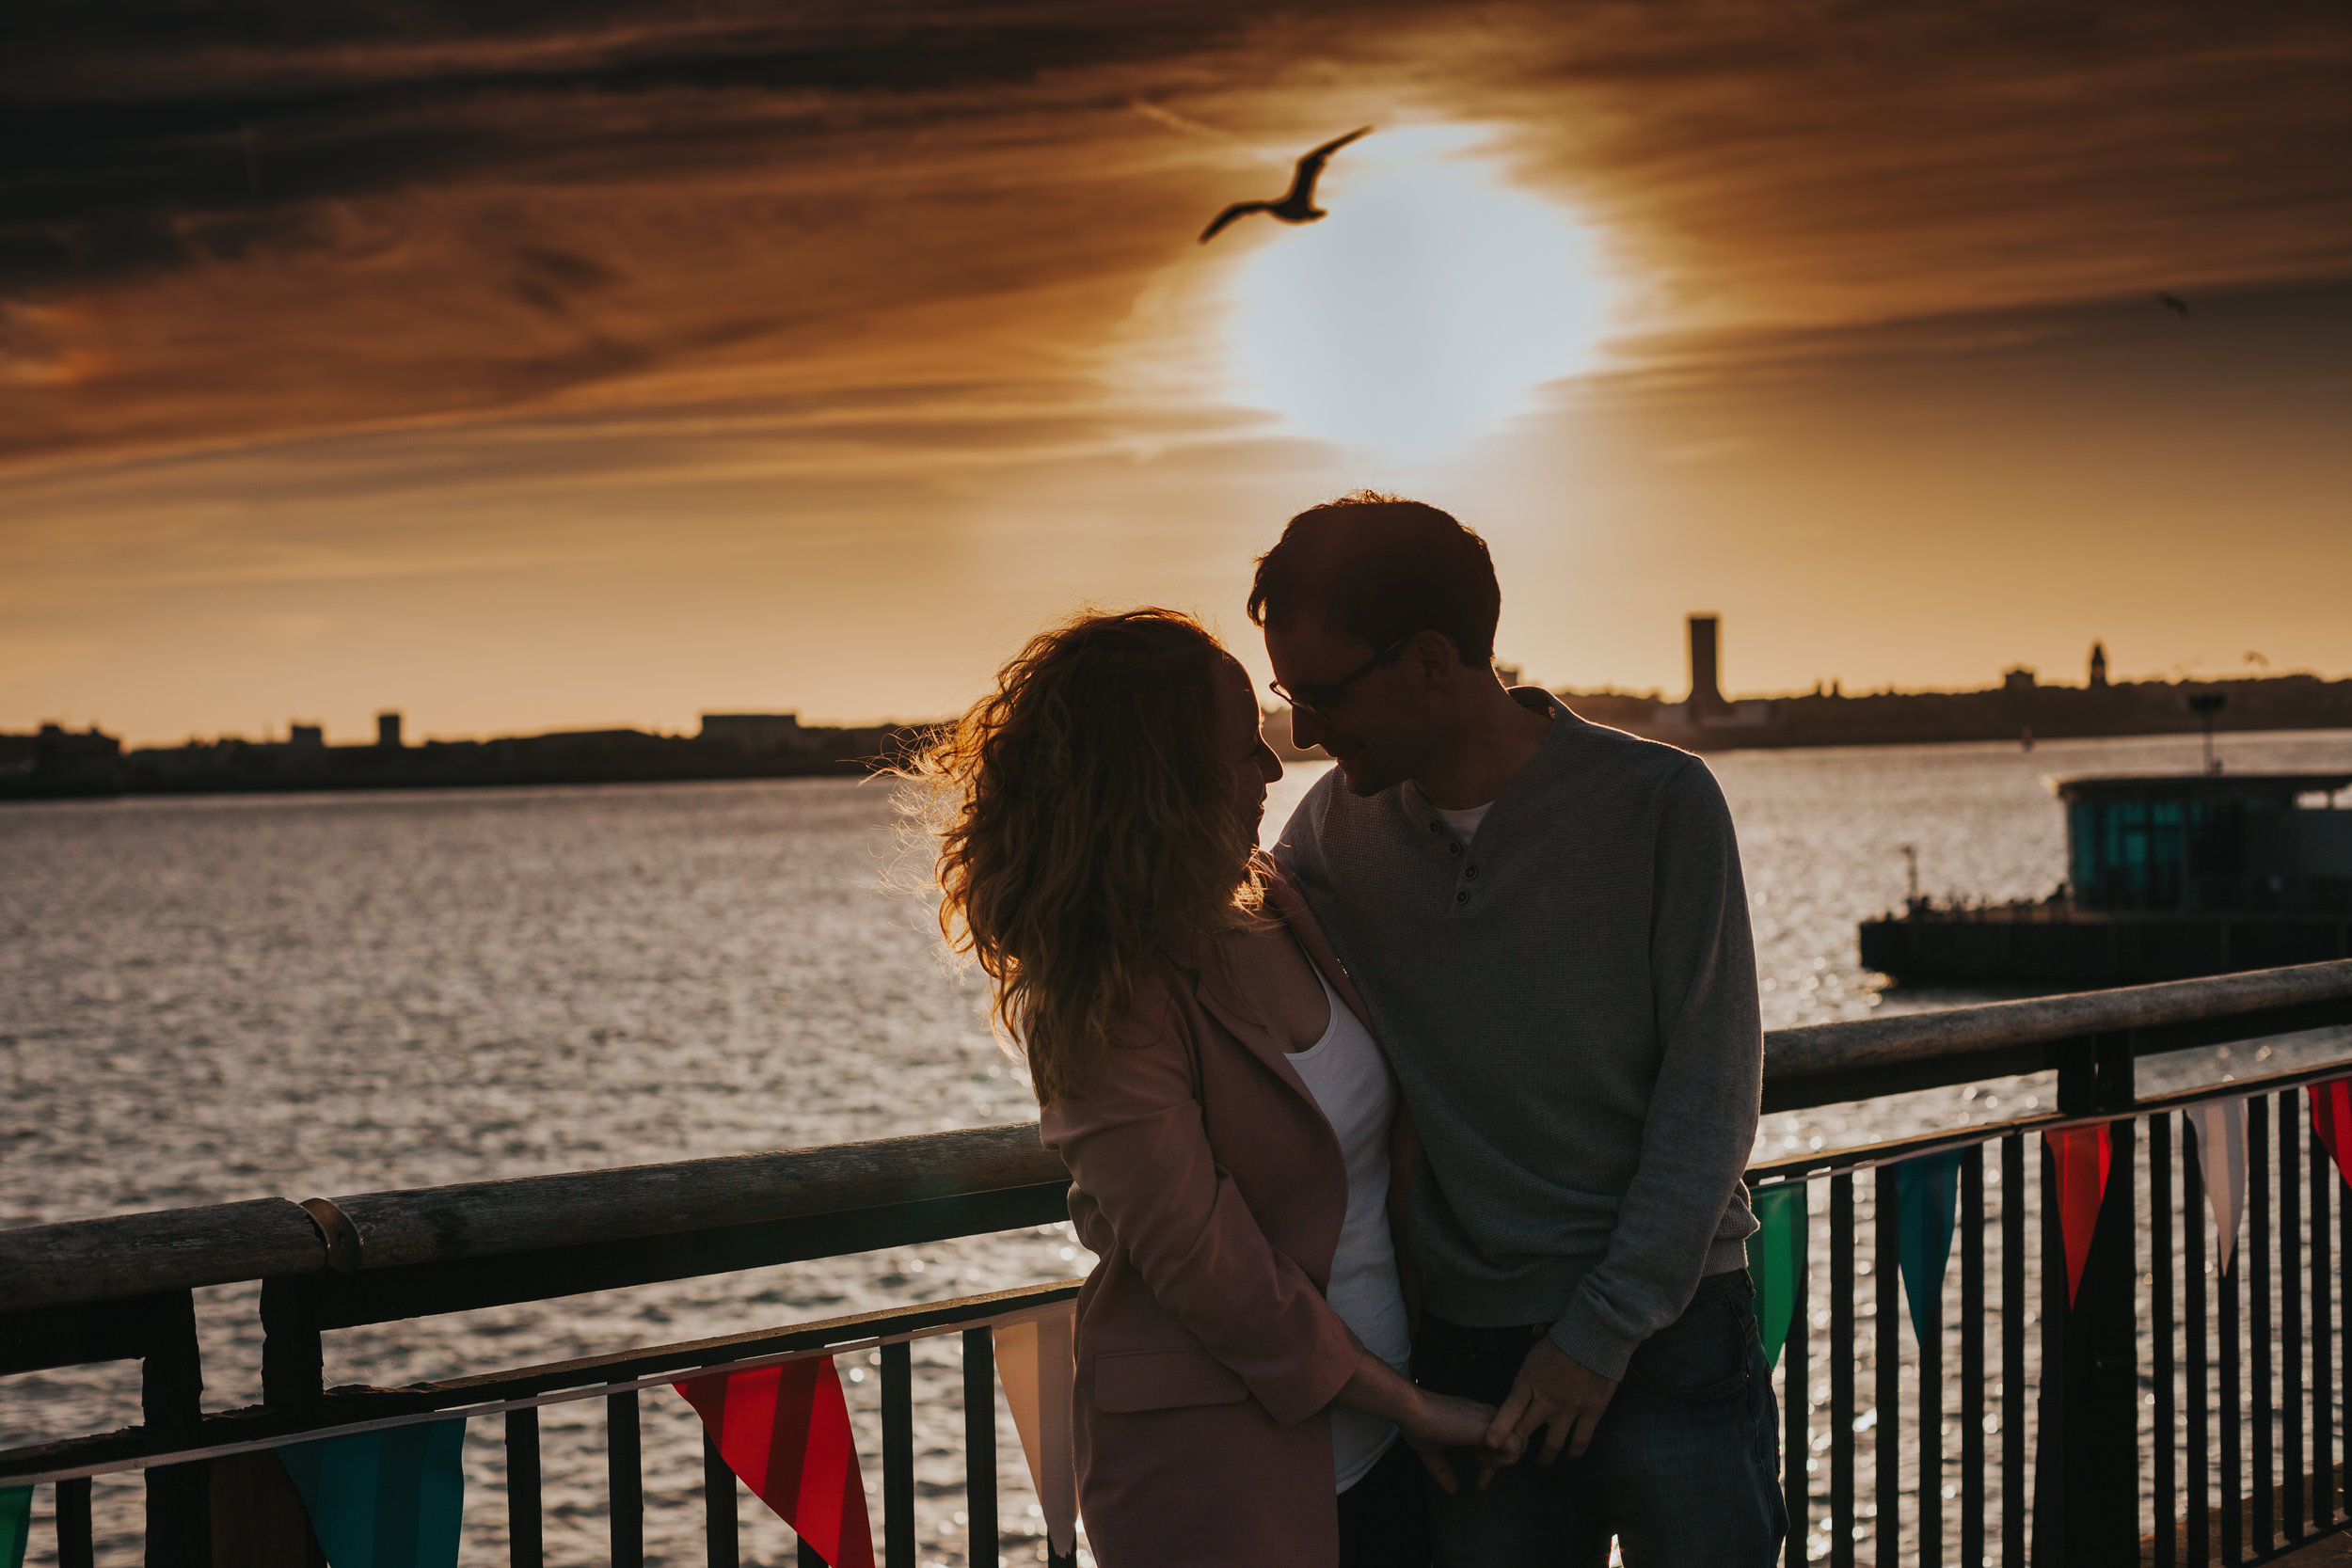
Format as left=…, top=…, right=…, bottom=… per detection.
left=3, top=0, right=2346, bottom=467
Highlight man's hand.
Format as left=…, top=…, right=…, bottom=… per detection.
left=1481, top=1337, right=1618, bottom=1483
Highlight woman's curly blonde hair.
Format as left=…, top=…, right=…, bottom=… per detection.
left=904, top=609, right=1265, bottom=1106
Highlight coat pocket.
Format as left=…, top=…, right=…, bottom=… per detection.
left=1089, top=1349, right=1251, bottom=1413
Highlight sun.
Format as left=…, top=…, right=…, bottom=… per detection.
left=1218, top=125, right=1613, bottom=461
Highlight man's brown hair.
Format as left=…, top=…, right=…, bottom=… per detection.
left=1247, top=492, right=1501, bottom=665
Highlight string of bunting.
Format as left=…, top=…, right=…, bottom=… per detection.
left=676, top=1357, right=875, bottom=1568
left=2186, top=1097, right=2250, bottom=1271
left=1893, top=1149, right=1963, bottom=1346
left=1745, top=1182, right=1805, bottom=1370
left=277, top=1421, right=468, bottom=1568
left=2043, top=1123, right=2113, bottom=1307
left=1, top=1484, right=28, bottom=1568
left=2311, top=1077, right=2352, bottom=1188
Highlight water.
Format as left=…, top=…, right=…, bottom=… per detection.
left=4, top=727, right=2349, bottom=1564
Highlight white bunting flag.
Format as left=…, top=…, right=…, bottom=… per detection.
left=2188, top=1097, right=2250, bottom=1270
left=993, top=1306, right=1077, bottom=1561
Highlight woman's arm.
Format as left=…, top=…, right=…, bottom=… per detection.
left=1330, top=1350, right=1512, bottom=1493
left=1041, top=981, right=1361, bottom=1429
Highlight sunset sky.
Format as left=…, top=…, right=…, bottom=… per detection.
left=5, top=2, right=2348, bottom=746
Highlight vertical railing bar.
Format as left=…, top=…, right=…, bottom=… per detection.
left=2340, top=1151, right=2352, bottom=1523
left=2222, top=1147, right=2245, bottom=1567
left=1921, top=1161, right=1944, bottom=1568
left=1833, top=1171, right=1856, bottom=1568
left=2038, top=1127, right=2065, bottom=1566
left=2187, top=1119, right=2212, bottom=1567
left=882, top=1340, right=915, bottom=1568
left=56, top=1476, right=94, bottom=1568
left=2312, top=1094, right=2334, bottom=1532
left=2002, top=1134, right=2026, bottom=1568
left=2254, top=1098, right=2274, bottom=1554
left=2282, top=1090, right=2306, bottom=1540
left=704, top=1429, right=739, bottom=1568
left=2153, top=1111, right=2177, bottom=1568
left=506, top=1405, right=544, bottom=1568
left=1962, top=1146, right=1985, bottom=1568
left=1876, top=1166, right=1899, bottom=1568
left=607, top=1389, right=644, bottom=1568
left=964, top=1327, right=999, bottom=1568
left=1784, top=1180, right=1810, bottom=1557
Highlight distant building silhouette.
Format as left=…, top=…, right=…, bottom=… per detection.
left=1687, top=615, right=1724, bottom=717
left=289, top=723, right=324, bottom=749
left=699, top=712, right=803, bottom=754
left=2003, top=667, right=2037, bottom=694
left=377, top=711, right=403, bottom=749
left=2090, top=641, right=2109, bottom=689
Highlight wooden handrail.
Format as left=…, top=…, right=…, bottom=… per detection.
left=5, top=958, right=2349, bottom=1314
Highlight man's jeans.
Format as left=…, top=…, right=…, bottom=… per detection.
left=1416, top=1270, right=1788, bottom=1567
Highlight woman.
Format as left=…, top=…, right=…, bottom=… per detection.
left=911, top=609, right=1502, bottom=1566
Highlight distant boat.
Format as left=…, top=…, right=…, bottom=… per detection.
left=1860, top=770, right=2352, bottom=984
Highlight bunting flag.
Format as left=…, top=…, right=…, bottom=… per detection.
left=674, top=1358, right=875, bottom=1568
left=1, top=1484, right=28, bottom=1568
left=277, top=1419, right=466, bottom=1568
left=2311, top=1079, right=2352, bottom=1189
left=2188, top=1097, right=2251, bottom=1271
left=1893, top=1150, right=1964, bottom=1347
left=1745, top=1182, right=1806, bottom=1370
left=2043, top=1124, right=2113, bottom=1307
left=993, top=1307, right=1078, bottom=1561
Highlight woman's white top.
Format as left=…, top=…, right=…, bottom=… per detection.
left=1287, top=966, right=1413, bottom=1492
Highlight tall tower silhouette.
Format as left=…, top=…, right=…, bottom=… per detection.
left=1688, top=615, right=1724, bottom=716
left=2089, top=642, right=2108, bottom=689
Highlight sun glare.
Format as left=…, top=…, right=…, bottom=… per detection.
left=1219, top=125, right=1613, bottom=461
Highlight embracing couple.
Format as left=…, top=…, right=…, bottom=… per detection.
left=914, top=494, right=1786, bottom=1566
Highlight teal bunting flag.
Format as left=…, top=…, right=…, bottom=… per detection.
left=278, top=1420, right=467, bottom=1568
left=1894, top=1150, right=1964, bottom=1345
left=1, top=1485, right=28, bottom=1568
left=1746, top=1182, right=1806, bottom=1370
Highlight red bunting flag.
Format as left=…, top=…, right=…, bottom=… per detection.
left=675, top=1358, right=875, bottom=1568
left=2044, top=1124, right=2113, bottom=1307
left=2312, top=1080, right=2352, bottom=1189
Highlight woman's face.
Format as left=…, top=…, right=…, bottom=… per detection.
left=1212, top=656, right=1283, bottom=840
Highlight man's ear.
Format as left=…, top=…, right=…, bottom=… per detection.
left=1406, top=629, right=1462, bottom=688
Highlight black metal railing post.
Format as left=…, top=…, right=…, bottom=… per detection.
left=2032, top=1117, right=2141, bottom=1566
left=142, top=1289, right=211, bottom=1568
left=2152, top=1113, right=2177, bottom=1568
left=963, top=1328, right=998, bottom=1568
left=608, top=1390, right=644, bottom=1568
left=882, top=1341, right=914, bottom=1568
left=508, top=1407, right=544, bottom=1568
left=703, top=1430, right=739, bottom=1568
left=2002, top=1134, right=2026, bottom=1568
left=1832, top=1172, right=1856, bottom=1568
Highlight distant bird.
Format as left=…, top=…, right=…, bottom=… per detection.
left=2154, top=292, right=2190, bottom=318
left=1198, top=127, right=1372, bottom=244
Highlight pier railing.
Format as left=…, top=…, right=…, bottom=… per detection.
left=7, top=958, right=2352, bottom=1567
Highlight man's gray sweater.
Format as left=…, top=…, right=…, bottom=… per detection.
left=1275, top=692, right=1762, bottom=1382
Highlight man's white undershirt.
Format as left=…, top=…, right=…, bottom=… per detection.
left=1432, top=800, right=1495, bottom=840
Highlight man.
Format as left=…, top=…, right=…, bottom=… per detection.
left=1255, top=493, right=1783, bottom=1565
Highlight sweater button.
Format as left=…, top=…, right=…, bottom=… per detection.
left=1455, top=891, right=1470, bottom=905
left=1448, top=842, right=1463, bottom=855
left=1429, top=821, right=1443, bottom=834
left=1464, top=865, right=1478, bottom=879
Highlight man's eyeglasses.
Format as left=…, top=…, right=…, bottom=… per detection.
left=1266, top=634, right=1415, bottom=717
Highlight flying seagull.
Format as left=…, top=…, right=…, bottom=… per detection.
left=2154, top=292, right=2190, bottom=318
left=1199, top=127, right=1373, bottom=244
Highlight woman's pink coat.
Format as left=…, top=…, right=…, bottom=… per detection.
left=1040, top=870, right=1409, bottom=1568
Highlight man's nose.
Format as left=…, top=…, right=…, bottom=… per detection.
left=1288, top=705, right=1331, bottom=752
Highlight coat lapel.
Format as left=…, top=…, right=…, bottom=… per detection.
left=1187, top=865, right=1381, bottom=1111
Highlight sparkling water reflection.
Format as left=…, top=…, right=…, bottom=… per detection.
left=3, top=726, right=2347, bottom=1563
